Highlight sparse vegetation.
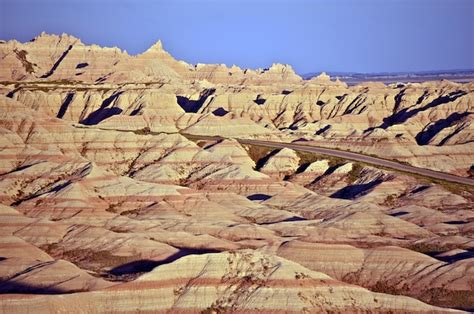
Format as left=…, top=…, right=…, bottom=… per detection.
left=105, top=201, right=124, bottom=213
left=407, top=241, right=460, bottom=254
left=181, top=135, right=474, bottom=197
left=120, top=208, right=142, bottom=217
left=346, top=162, right=363, bottom=183
left=40, top=243, right=139, bottom=274
left=295, top=150, right=320, bottom=166
left=294, top=272, right=309, bottom=280
left=295, top=150, right=347, bottom=168
left=419, top=288, right=474, bottom=311
left=201, top=305, right=232, bottom=314
left=382, top=194, right=398, bottom=207
left=371, top=280, right=408, bottom=296
left=1, top=79, right=116, bottom=92
left=239, top=143, right=351, bottom=173
left=242, top=144, right=275, bottom=165
left=133, top=126, right=151, bottom=135
left=392, top=169, right=474, bottom=196
left=14, top=49, right=35, bottom=73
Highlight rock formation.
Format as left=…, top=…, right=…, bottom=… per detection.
left=0, top=33, right=473, bottom=313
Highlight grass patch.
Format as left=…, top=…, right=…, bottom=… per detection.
left=239, top=142, right=359, bottom=174
left=383, top=168, right=474, bottom=195
left=242, top=144, right=276, bottom=166
left=407, top=241, right=460, bottom=254
left=180, top=133, right=223, bottom=143
left=347, top=163, right=364, bottom=183
left=133, top=127, right=151, bottom=135
left=1, top=80, right=116, bottom=93
left=419, top=288, right=474, bottom=311
left=295, top=150, right=347, bottom=169
left=239, top=143, right=358, bottom=175
left=427, top=179, right=474, bottom=195
left=295, top=150, right=320, bottom=166
left=382, top=194, right=399, bottom=207
left=41, top=243, right=139, bottom=274
left=238, top=141, right=474, bottom=197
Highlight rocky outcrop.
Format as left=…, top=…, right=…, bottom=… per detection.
left=260, top=148, right=300, bottom=179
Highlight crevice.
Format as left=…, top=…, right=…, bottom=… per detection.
left=80, top=91, right=124, bottom=125
left=415, top=112, right=471, bottom=145
left=378, top=91, right=467, bottom=130
left=330, top=179, right=384, bottom=200
left=41, top=45, right=74, bottom=78
left=177, top=88, right=216, bottom=113
left=437, top=122, right=470, bottom=146
left=57, top=92, right=75, bottom=119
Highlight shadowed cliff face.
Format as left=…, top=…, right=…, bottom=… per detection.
left=415, top=112, right=472, bottom=145
left=0, top=33, right=473, bottom=313
left=377, top=90, right=468, bottom=130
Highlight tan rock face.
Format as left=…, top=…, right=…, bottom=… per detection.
left=0, top=33, right=473, bottom=313
left=260, top=148, right=301, bottom=179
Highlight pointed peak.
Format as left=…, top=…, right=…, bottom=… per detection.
left=145, top=39, right=166, bottom=54
left=152, top=39, right=163, bottom=50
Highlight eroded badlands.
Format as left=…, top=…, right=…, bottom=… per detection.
left=0, top=33, right=473, bottom=313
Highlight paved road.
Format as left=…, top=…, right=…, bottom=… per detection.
left=237, top=138, right=474, bottom=186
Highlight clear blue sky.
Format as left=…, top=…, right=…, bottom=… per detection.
left=1, top=0, right=473, bottom=74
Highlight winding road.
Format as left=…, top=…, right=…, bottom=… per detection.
left=236, top=139, right=474, bottom=187
left=181, top=133, right=474, bottom=186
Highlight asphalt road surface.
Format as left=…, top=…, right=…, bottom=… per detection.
left=237, top=138, right=474, bottom=186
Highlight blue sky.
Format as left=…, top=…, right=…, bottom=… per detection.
left=1, top=0, right=473, bottom=74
